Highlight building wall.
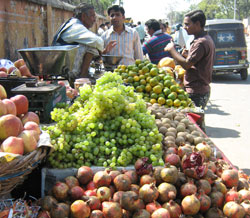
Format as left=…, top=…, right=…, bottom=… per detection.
left=0, top=0, right=107, bottom=61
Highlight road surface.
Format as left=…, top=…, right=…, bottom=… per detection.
left=205, top=35, right=250, bottom=175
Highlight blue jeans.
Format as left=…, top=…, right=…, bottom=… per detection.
left=189, top=92, right=210, bottom=110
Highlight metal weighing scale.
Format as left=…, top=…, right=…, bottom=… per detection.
left=11, top=45, right=79, bottom=123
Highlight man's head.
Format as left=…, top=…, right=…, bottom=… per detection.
left=137, top=21, right=141, bottom=25
left=74, top=3, right=96, bottom=29
left=100, top=23, right=105, bottom=30
left=107, top=5, right=125, bottom=29
left=166, top=22, right=169, bottom=27
left=145, top=19, right=160, bottom=36
left=184, top=10, right=206, bottom=35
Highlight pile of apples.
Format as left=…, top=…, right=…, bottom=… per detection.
left=0, top=58, right=38, bottom=78
left=0, top=85, right=41, bottom=155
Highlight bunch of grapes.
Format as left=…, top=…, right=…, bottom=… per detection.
left=44, top=72, right=164, bottom=169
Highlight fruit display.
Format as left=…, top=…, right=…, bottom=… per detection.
left=38, top=159, right=250, bottom=218
left=43, top=72, right=164, bottom=168
left=0, top=85, right=41, bottom=155
left=114, top=58, right=193, bottom=108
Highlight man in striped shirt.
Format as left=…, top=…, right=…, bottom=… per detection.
left=101, top=5, right=143, bottom=66
left=143, top=19, right=172, bottom=64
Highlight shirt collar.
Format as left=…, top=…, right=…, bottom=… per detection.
left=109, top=24, right=131, bottom=34
left=153, top=29, right=162, bottom=36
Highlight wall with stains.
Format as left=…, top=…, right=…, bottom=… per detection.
left=0, top=0, right=107, bottom=62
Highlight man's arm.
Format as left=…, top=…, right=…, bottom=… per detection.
left=164, top=41, right=194, bottom=70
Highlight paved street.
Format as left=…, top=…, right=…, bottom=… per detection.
left=205, top=35, right=250, bottom=175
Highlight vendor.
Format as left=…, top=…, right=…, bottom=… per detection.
left=52, top=3, right=104, bottom=85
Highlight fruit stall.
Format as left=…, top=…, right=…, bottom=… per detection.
left=0, top=51, right=249, bottom=218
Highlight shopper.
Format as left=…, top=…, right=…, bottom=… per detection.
left=135, top=21, right=146, bottom=43
left=164, top=10, right=215, bottom=110
left=142, top=19, right=172, bottom=64
left=101, top=5, right=143, bottom=65
left=97, top=23, right=106, bottom=36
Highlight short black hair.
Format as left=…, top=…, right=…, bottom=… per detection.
left=74, top=3, right=94, bottom=19
left=105, top=21, right=110, bottom=25
left=185, top=10, right=206, bottom=28
left=100, top=24, right=105, bottom=28
left=137, top=21, right=141, bottom=25
left=145, top=19, right=160, bottom=32
left=107, top=5, right=125, bottom=16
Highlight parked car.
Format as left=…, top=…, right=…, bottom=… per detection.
left=205, top=19, right=249, bottom=80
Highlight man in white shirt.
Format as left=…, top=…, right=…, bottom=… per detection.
left=101, top=5, right=143, bottom=66
left=97, top=24, right=106, bottom=36
left=135, top=21, right=146, bottom=43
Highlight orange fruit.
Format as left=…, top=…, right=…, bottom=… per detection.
left=150, top=99, right=157, bottom=104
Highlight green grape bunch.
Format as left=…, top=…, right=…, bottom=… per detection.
left=43, top=72, right=164, bottom=169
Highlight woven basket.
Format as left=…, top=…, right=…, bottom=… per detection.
left=0, top=147, right=48, bottom=197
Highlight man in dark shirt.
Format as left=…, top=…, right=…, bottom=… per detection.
left=143, top=19, right=172, bottom=65
left=164, top=10, right=215, bottom=109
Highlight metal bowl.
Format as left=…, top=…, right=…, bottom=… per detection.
left=102, top=55, right=122, bottom=66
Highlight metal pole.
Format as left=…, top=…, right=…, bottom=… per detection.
left=234, top=0, right=236, bottom=19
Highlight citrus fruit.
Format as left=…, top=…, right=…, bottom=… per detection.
left=133, top=76, right=139, bottom=82
left=127, top=77, right=133, bottom=83
left=158, top=97, right=166, bottom=105
left=135, top=59, right=142, bottom=66
left=163, top=87, right=171, bottom=96
left=150, top=99, right=157, bottom=104
left=151, top=93, right=158, bottom=99
left=121, top=65, right=127, bottom=71
left=139, top=75, right=145, bottom=80
left=129, top=71, right=137, bottom=77
left=158, top=93, right=165, bottom=98
left=149, top=78, right=158, bottom=87
left=134, top=82, right=140, bottom=87
left=164, top=80, right=173, bottom=88
left=150, top=67, right=159, bottom=77
left=146, top=76, right=152, bottom=83
left=145, top=85, right=152, bottom=92
left=133, top=66, right=139, bottom=72
left=146, top=63, right=153, bottom=70
left=170, top=85, right=178, bottom=92
left=168, top=93, right=176, bottom=100
left=173, top=99, right=181, bottom=107
left=166, top=99, right=173, bottom=107
left=138, top=63, right=145, bottom=69
left=181, top=100, right=187, bottom=107
left=178, top=94, right=185, bottom=101
left=136, top=86, right=143, bottom=92
left=142, top=66, right=149, bottom=74
left=158, top=57, right=175, bottom=69
left=140, top=79, right=146, bottom=85
left=153, top=85, right=162, bottom=94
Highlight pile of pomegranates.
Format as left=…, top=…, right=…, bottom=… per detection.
left=37, top=160, right=250, bottom=218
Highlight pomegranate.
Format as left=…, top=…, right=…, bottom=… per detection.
left=139, top=183, right=159, bottom=203
left=178, top=144, right=192, bottom=158
left=207, top=161, right=217, bottom=173
left=196, top=141, right=212, bottom=158
left=164, top=153, right=180, bottom=167
left=162, top=200, right=182, bottom=218
left=134, top=157, right=153, bottom=176
left=82, top=196, right=101, bottom=210
left=102, top=201, right=122, bottom=218
left=37, top=211, right=51, bottom=218
left=151, top=208, right=170, bottom=218
left=120, top=191, right=138, bottom=211
left=221, top=169, right=239, bottom=188
left=86, top=181, right=96, bottom=190
left=113, top=174, right=131, bottom=191
left=238, top=178, right=249, bottom=191
left=52, top=181, right=69, bottom=201
left=50, top=203, right=70, bottom=218
left=133, top=209, right=150, bottom=218
left=64, top=176, right=79, bottom=188
left=205, top=206, right=224, bottom=218
left=158, top=182, right=177, bottom=203
left=90, top=210, right=104, bottom=218
left=196, top=179, right=211, bottom=195
left=130, top=184, right=140, bottom=194
left=180, top=179, right=197, bottom=197
left=213, top=180, right=227, bottom=195
left=238, top=188, right=250, bottom=202
left=84, top=189, right=97, bottom=197
left=223, top=201, right=245, bottom=218
left=146, top=201, right=162, bottom=214
left=106, top=169, right=121, bottom=182
left=40, top=196, right=58, bottom=211
left=225, top=187, right=242, bottom=203
left=153, top=166, right=164, bottom=185
left=77, top=166, right=94, bottom=185
left=96, top=187, right=111, bottom=202
left=202, top=169, right=217, bottom=184
left=124, top=170, right=138, bottom=184
left=197, top=190, right=211, bottom=213
left=109, top=185, right=115, bottom=196
left=160, top=164, right=178, bottom=184
left=209, top=187, right=224, bottom=208
left=68, top=185, right=85, bottom=201
left=140, top=174, right=156, bottom=186
left=134, top=198, right=145, bottom=209
left=70, top=200, right=90, bottom=218
left=122, top=209, right=131, bottom=218
left=112, top=191, right=124, bottom=203
left=181, top=194, right=200, bottom=215
left=241, top=200, right=250, bottom=215
left=93, top=171, right=112, bottom=188
left=166, top=147, right=178, bottom=154
left=175, top=171, right=187, bottom=188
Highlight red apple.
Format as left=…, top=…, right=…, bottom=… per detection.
left=21, top=111, right=40, bottom=125
left=10, top=94, right=29, bottom=115
left=24, top=121, right=41, bottom=135
left=0, top=100, right=7, bottom=116
left=14, top=59, right=25, bottom=69
left=0, top=114, right=23, bottom=140
left=19, top=65, right=32, bottom=77
left=2, top=99, right=17, bottom=115
left=0, top=71, right=7, bottom=77
left=0, top=67, right=7, bottom=73
left=18, top=130, right=37, bottom=153
left=1, top=136, right=24, bottom=155
left=0, top=84, right=7, bottom=99
left=27, top=130, right=40, bottom=142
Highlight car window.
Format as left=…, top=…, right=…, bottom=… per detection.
left=217, top=31, right=235, bottom=43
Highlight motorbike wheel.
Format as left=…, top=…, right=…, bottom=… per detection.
left=240, top=69, right=248, bottom=80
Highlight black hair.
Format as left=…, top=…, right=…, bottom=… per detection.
left=74, top=3, right=94, bottom=19
left=137, top=21, right=141, bottom=25
left=107, top=5, right=125, bottom=16
left=185, top=10, right=206, bottom=28
left=100, top=23, right=105, bottom=28
left=145, top=19, right=160, bottom=32
left=105, top=21, right=110, bottom=25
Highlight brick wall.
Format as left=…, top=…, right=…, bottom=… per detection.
left=0, top=0, right=107, bottom=61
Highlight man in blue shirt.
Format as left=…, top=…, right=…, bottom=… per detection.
left=143, top=19, right=172, bottom=64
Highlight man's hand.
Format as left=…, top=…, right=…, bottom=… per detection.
left=103, top=40, right=117, bottom=54
left=164, top=41, right=175, bottom=52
